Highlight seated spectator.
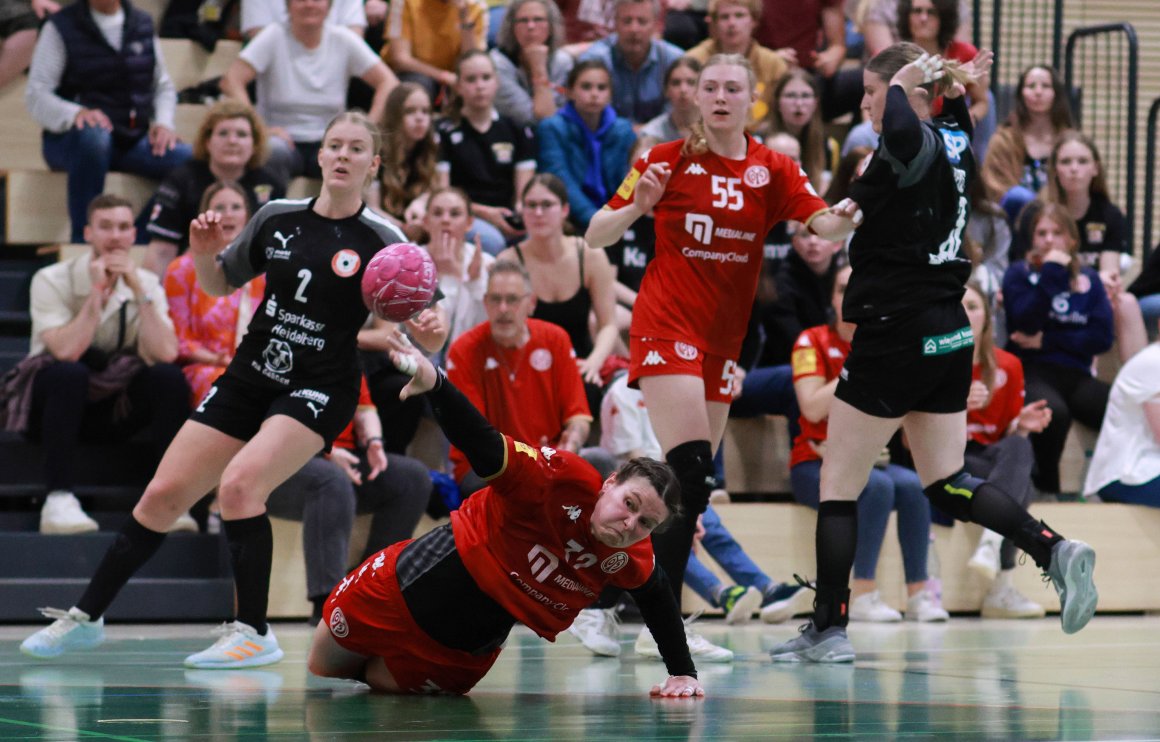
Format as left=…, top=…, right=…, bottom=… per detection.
left=382, top=0, right=487, bottom=99
left=757, top=70, right=839, bottom=196
left=423, top=187, right=495, bottom=352
left=856, top=0, right=970, bottom=58
left=378, top=82, right=438, bottom=240
left=790, top=266, right=947, bottom=622
left=1002, top=203, right=1113, bottom=495
left=446, top=260, right=613, bottom=497
left=220, top=0, right=396, bottom=184
left=1083, top=319, right=1160, bottom=507
left=1011, top=131, right=1147, bottom=363
left=639, top=56, right=700, bottom=145
left=25, top=0, right=193, bottom=242
left=685, top=0, right=787, bottom=127
left=265, top=375, right=432, bottom=624
left=981, top=63, right=1074, bottom=225
left=960, top=282, right=1048, bottom=618
left=163, top=181, right=266, bottom=407
left=662, top=0, right=707, bottom=50
left=556, top=0, right=612, bottom=45
left=0, top=0, right=51, bottom=92
left=3, top=195, right=190, bottom=534
left=498, top=174, right=619, bottom=393
left=143, top=100, right=286, bottom=276
left=1129, top=248, right=1160, bottom=332
left=578, top=0, right=683, bottom=125
left=240, top=0, right=366, bottom=39
left=536, top=60, right=636, bottom=231
left=437, top=50, right=536, bottom=256
left=490, top=0, right=574, bottom=127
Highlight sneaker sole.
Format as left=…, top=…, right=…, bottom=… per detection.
left=20, top=635, right=104, bottom=659
left=981, top=606, right=1046, bottom=619
left=769, top=648, right=855, bottom=663
left=724, top=588, right=763, bottom=625
left=1058, top=544, right=1098, bottom=634
left=39, top=523, right=100, bottom=535
left=184, top=648, right=284, bottom=670
left=570, top=632, right=621, bottom=657
left=761, top=588, right=815, bottom=624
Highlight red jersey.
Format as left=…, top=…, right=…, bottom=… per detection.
left=607, top=137, right=828, bottom=359
left=331, top=376, right=375, bottom=452
left=789, top=324, right=850, bottom=467
left=451, top=435, right=654, bottom=639
left=447, top=319, right=592, bottom=481
left=967, top=348, right=1025, bottom=446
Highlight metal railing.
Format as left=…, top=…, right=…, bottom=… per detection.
left=973, top=0, right=1064, bottom=118
left=1144, top=96, right=1159, bottom=260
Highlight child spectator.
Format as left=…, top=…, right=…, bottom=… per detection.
left=378, top=82, right=439, bottom=241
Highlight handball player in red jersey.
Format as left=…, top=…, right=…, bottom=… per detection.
left=585, top=53, right=861, bottom=616
left=307, top=336, right=704, bottom=698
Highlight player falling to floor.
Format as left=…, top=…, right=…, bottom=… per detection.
left=307, top=336, right=703, bottom=697
left=769, top=44, right=1098, bottom=664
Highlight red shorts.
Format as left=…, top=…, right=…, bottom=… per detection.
left=324, top=540, right=501, bottom=695
left=628, top=336, right=736, bottom=404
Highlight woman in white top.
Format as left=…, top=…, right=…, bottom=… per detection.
left=423, top=187, right=495, bottom=351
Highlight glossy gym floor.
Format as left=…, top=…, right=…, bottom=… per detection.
left=2, top=615, right=1159, bottom=740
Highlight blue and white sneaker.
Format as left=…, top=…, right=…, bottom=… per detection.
left=761, top=582, right=816, bottom=624
left=1046, top=539, right=1098, bottom=634
left=21, top=607, right=105, bottom=658
left=769, top=621, right=855, bottom=663
left=184, top=621, right=284, bottom=669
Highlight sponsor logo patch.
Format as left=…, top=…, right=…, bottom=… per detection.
left=329, top=607, right=349, bottom=638
left=600, top=552, right=629, bottom=574
left=921, top=326, right=975, bottom=356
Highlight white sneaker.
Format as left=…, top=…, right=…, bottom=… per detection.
left=848, top=591, right=902, bottom=622
left=39, top=492, right=98, bottom=535
left=183, top=621, right=284, bottom=669
left=968, top=536, right=1002, bottom=582
left=21, top=607, right=105, bottom=658
left=635, top=616, right=733, bottom=663
left=167, top=511, right=199, bottom=533
left=568, top=608, right=621, bottom=657
left=981, top=582, right=1046, bottom=619
left=708, top=488, right=731, bottom=505
left=906, top=588, right=949, bottom=622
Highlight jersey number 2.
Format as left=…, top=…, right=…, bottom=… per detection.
left=294, top=269, right=312, bottom=302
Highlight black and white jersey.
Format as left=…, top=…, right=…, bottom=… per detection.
left=218, top=198, right=405, bottom=389
left=844, top=110, right=975, bottom=322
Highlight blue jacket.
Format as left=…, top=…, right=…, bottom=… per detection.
left=1002, top=260, right=1114, bottom=371
left=536, top=111, right=636, bottom=230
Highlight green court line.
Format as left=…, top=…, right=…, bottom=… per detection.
left=0, top=716, right=153, bottom=742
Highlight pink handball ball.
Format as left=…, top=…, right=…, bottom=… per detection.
left=361, top=242, right=438, bottom=322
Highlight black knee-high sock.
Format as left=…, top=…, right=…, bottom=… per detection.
left=814, top=500, right=858, bottom=631
left=968, top=482, right=1062, bottom=570
left=652, top=440, right=716, bottom=606
left=76, top=517, right=167, bottom=620
left=223, top=513, right=273, bottom=635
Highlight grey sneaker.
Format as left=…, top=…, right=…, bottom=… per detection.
left=1046, top=540, right=1098, bottom=634
left=21, top=607, right=105, bottom=658
left=769, top=622, right=855, bottom=663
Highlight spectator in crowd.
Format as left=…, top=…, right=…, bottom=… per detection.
left=220, top=0, right=396, bottom=184
left=378, top=82, right=438, bottom=241
left=240, top=0, right=366, bottom=39
left=490, top=0, right=574, bottom=128
left=966, top=177, right=1010, bottom=303
left=424, top=187, right=494, bottom=351
left=1083, top=319, right=1160, bottom=507
left=25, top=0, right=193, bottom=242
left=537, top=60, right=636, bottom=231
left=0, top=0, right=53, bottom=92
left=143, top=100, right=285, bottom=276
left=578, top=0, right=684, bottom=125
left=757, top=70, right=839, bottom=195
left=661, top=0, right=707, bottom=51
left=1011, top=131, right=1147, bottom=364
left=556, top=0, right=612, bottom=45
left=266, top=375, right=433, bottom=625
left=856, top=0, right=970, bottom=58
left=438, top=49, right=536, bottom=256
left=790, top=266, right=947, bottom=622
left=639, top=56, right=700, bottom=145
left=981, top=63, right=1073, bottom=225
left=960, top=281, right=1048, bottom=618
left=1129, top=249, right=1160, bottom=332
left=163, top=181, right=265, bottom=408
left=685, top=0, right=787, bottom=128
left=499, top=174, right=620, bottom=405
left=8, top=194, right=190, bottom=534
left=382, top=0, right=487, bottom=98
left=446, top=260, right=614, bottom=497
left=1003, top=203, right=1113, bottom=496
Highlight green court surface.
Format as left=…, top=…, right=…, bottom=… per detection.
left=3, top=616, right=1160, bottom=740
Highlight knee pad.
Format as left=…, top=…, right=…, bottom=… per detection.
left=923, top=469, right=983, bottom=522
left=665, top=439, right=715, bottom=516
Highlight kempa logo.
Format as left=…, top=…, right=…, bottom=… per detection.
left=685, top=213, right=714, bottom=245
left=685, top=162, right=707, bottom=175
left=643, top=350, right=666, bottom=366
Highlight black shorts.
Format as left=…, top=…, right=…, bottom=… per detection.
left=835, top=299, right=972, bottom=418
left=0, top=12, right=38, bottom=38
left=190, top=371, right=358, bottom=450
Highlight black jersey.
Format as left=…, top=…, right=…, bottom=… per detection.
left=844, top=100, right=975, bottom=322
left=436, top=111, right=536, bottom=208
left=605, top=213, right=655, bottom=294
left=218, top=198, right=405, bottom=390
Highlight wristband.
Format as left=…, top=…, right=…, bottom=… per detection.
left=366, top=436, right=384, bottom=446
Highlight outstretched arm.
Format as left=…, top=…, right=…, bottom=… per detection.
left=628, top=565, right=704, bottom=698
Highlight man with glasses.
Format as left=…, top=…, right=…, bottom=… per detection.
left=446, top=260, right=614, bottom=499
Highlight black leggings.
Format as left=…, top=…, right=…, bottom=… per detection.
left=1022, top=361, right=1110, bottom=493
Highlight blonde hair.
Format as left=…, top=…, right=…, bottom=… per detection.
left=1030, top=201, right=1081, bottom=282
left=1045, top=129, right=1110, bottom=204
left=963, top=281, right=996, bottom=390
left=193, top=100, right=268, bottom=170
left=865, top=41, right=971, bottom=100
left=681, top=53, right=755, bottom=157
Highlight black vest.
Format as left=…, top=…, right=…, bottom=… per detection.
left=50, top=0, right=156, bottom=143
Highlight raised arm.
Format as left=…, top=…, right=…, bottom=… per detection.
left=585, top=162, right=671, bottom=249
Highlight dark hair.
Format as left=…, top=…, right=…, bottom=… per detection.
left=426, top=185, right=474, bottom=215
left=1011, top=64, right=1074, bottom=131
left=521, top=172, right=570, bottom=205
left=761, top=69, right=825, bottom=191
left=614, top=457, right=682, bottom=531
left=87, top=193, right=134, bottom=221
left=897, top=0, right=958, bottom=51
left=566, top=58, right=612, bottom=90
left=447, top=49, right=497, bottom=123
left=198, top=180, right=251, bottom=214
left=664, top=55, right=701, bottom=87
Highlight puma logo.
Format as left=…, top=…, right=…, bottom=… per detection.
left=306, top=401, right=323, bottom=418
left=274, top=230, right=294, bottom=249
